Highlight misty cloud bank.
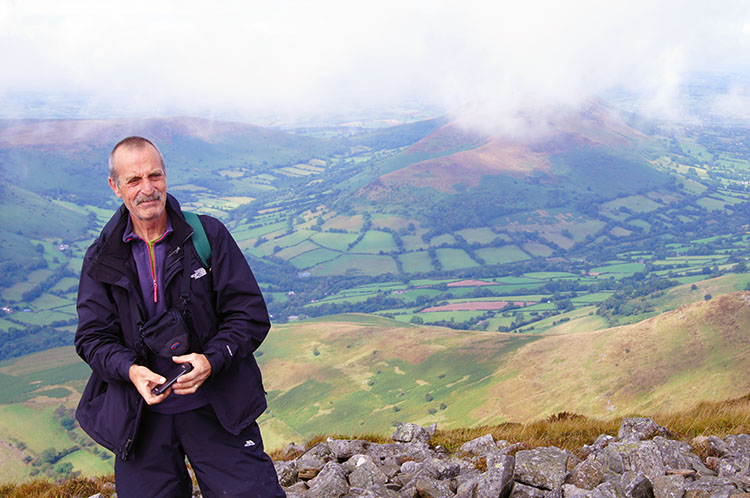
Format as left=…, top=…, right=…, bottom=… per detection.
left=1, top=0, right=749, bottom=127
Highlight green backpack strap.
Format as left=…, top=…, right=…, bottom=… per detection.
left=183, top=211, right=212, bottom=269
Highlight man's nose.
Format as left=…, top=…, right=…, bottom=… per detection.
left=142, top=178, right=155, bottom=194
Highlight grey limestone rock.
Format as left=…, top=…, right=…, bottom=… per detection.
left=705, top=436, right=732, bottom=457
left=307, top=461, right=350, bottom=497
left=682, top=476, right=739, bottom=498
left=594, top=441, right=666, bottom=481
left=727, top=435, right=750, bottom=456
left=461, top=434, right=498, bottom=456
left=511, top=482, right=548, bottom=498
left=567, top=456, right=606, bottom=490
left=281, top=442, right=307, bottom=460
left=332, top=439, right=373, bottom=460
left=478, top=464, right=516, bottom=498
left=414, top=476, right=455, bottom=498
left=275, top=459, right=299, bottom=487
left=717, top=454, right=750, bottom=481
left=652, top=436, right=715, bottom=478
left=618, top=418, right=668, bottom=443
left=619, top=471, right=654, bottom=498
left=297, top=454, right=327, bottom=480
left=515, top=447, right=570, bottom=490
left=651, top=475, right=685, bottom=498
left=582, top=435, right=617, bottom=459
left=397, top=442, right=435, bottom=464
left=286, top=480, right=309, bottom=494
left=344, top=485, right=402, bottom=497
left=590, top=480, right=627, bottom=498
left=561, top=484, right=590, bottom=498
left=392, top=423, right=434, bottom=444
left=456, top=460, right=516, bottom=498
left=544, top=488, right=564, bottom=498
left=348, top=455, right=389, bottom=488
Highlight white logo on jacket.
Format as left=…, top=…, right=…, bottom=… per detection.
left=191, top=268, right=207, bottom=279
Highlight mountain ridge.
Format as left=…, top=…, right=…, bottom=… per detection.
left=372, top=100, right=653, bottom=194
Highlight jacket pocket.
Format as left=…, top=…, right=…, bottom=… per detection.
left=75, top=373, right=141, bottom=458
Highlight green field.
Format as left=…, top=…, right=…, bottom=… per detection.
left=476, top=245, right=531, bottom=264
left=314, top=254, right=399, bottom=276
left=435, top=249, right=478, bottom=270
left=591, top=262, right=647, bottom=275
left=398, top=252, right=435, bottom=273
left=311, top=231, right=360, bottom=251
left=351, top=231, right=398, bottom=253
left=455, top=227, right=498, bottom=244
left=289, top=247, right=341, bottom=268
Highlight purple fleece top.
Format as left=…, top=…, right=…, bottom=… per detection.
left=124, top=215, right=208, bottom=414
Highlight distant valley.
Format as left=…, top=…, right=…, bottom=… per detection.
left=0, top=100, right=748, bottom=482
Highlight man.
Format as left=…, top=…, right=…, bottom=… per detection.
left=75, top=136, right=285, bottom=497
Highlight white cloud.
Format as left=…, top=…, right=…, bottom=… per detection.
left=1, top=0, right=749, bottom=125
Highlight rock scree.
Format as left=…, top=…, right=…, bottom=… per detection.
left=84, top=418, right=750, bottom=497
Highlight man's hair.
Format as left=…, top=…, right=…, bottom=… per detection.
left=108, top=136, right=166, bottom=185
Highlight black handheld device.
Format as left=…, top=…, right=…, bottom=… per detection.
left=152, top=363, right=193, bottom=396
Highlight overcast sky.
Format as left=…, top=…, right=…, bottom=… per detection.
left=1, top=0, right=749, bottom=126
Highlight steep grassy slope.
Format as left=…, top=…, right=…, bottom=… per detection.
left=478, top=291, right=750, bottom=422
left=255, top=292, right=750, bottom=448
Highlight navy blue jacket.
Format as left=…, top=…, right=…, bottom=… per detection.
left=75, top=194, right=270, bottom=460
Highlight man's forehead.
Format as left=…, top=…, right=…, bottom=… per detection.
left=112, top=145, right=165, bottom=176
left=113, top=142, right=160, bottom=162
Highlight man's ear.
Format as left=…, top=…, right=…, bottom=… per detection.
left=109, top=177, right=123, bottom=199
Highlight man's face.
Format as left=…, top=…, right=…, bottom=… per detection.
left=108, top=144, right=167, bottom=224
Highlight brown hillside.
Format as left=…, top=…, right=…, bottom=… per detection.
left=476, top=291, right=750, bottom=424
left=379, top=100, right=650, bottom=193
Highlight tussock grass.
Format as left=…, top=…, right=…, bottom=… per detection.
left=432, top=393, right=750, bottom=454
left=0, top=475, right=115, bottom=498
left=432, top=414, right=621, bottom=455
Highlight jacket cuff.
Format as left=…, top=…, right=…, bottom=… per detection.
left=204, top=349, right=226, bottom=376
left=116, top=354, right=139, bottom=383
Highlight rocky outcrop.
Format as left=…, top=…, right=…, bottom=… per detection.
left=274, top=419, right=750, bottom=498
left=81, top=418, right=749, bottom=497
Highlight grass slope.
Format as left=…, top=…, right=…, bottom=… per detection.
left=255, top=291, right=750, bottom=448
left=479, top=291, right=750, bottom=422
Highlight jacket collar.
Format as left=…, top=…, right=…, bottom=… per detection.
left=88, top=193, right=193, bottom=285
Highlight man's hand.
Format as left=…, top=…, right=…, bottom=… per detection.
left=129, top=364, right=169, bottom=405
left=171, top=353, right=212, bottom=395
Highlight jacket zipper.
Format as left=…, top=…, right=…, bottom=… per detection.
left=163, top=231, right=194, bottom=285
left=121, top=397, right=144, bottom=460
left=145, top=231, right=170, bottom=303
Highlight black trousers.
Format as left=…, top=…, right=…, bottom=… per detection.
left=114, top=404, right=286, bottom=498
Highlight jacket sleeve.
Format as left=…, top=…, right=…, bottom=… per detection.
left=201, top=217, right=271, bottom=376
left=75, top=246, right=139, bottom=384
